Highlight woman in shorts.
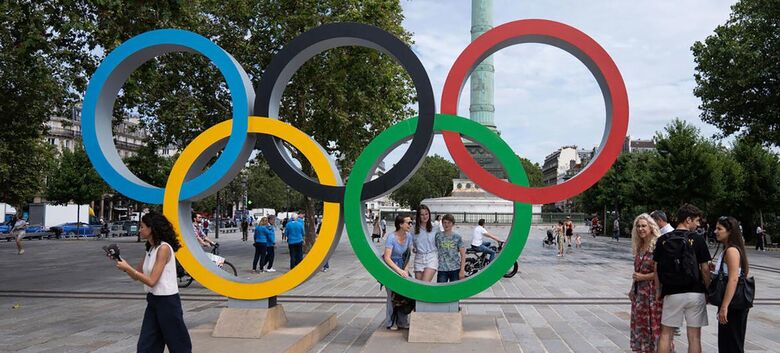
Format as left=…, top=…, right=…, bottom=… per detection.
left=413, top=204, right=437, bottom=282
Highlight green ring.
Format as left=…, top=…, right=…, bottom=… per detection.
left=344, top=114, right=532, bottom=302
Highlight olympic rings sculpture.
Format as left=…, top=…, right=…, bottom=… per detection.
left=82, top=20, right=628, bottom=302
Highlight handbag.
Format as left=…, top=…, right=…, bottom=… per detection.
left=707, top=247, right=755, bottom=310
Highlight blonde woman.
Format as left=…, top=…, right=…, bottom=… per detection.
left=629, top=213, right=666, bottom=353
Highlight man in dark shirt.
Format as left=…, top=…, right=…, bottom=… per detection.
left=654, top=204, right=712, bottom=353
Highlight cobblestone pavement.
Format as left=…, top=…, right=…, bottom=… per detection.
left=1, top=224, right=779, bottom=352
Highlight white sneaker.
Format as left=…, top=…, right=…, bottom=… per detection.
left=18, top=249, right=24, bottom=255
left=266, top=268, right=276, bottom=272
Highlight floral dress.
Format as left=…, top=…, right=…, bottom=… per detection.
left=630, top=251, right=664, bottom=353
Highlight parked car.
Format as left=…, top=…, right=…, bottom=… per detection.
left=49, top=222, right=99, bottom=237
left=109, top=220, right=138, bottom=237
left=107, top=223, right=128, bottom=237
left=0, top=223, right=49, bottom=240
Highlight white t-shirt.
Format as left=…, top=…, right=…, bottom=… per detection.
left=757, top=226, right=763, bottom=234
left=472, top=226, right=488, bottom=247
left=12, top=219, right=27, bottom=236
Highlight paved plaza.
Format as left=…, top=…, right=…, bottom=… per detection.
left=1, top=225, right=779, bottom=352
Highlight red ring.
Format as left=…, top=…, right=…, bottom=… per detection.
left=441, top=19, right=629, bottom=204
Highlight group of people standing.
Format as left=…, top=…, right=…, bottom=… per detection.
left=252, top=213, right=308, bottom=272
left=629, top=204, right=751, bottom=353
left=381, top=205, right=505, bottom=330
left=551, top=216, right=580, bottom=256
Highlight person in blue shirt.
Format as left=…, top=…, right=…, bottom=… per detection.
left=252, top=217, right=270, bottom=273
left=284, top=213, right=305, bottom=269
left=264, top=215, right=277, bottom=272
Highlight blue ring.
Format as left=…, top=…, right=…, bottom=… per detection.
left=82, top=29, right=253, bottom=204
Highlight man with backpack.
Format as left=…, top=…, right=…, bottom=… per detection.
left=654, top=204, right=712, bottom=353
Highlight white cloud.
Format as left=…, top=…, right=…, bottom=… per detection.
left=378, top=0, right=736, bottom=168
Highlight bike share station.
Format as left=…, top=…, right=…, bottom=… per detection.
left=82, top=18, right=627, bottom=353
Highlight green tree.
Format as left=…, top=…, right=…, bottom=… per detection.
left=0, top=1, right=92, bottom=208
left=649, top=119, right=723, bottom=215
left=77, top=0, right=416, bottom=250
left=46, top=144, right=107, bottom=232
left=519, top=157, right=544, bottom=187
left=246, top=158, right=303, bottom=212
left=390, top=155, right=459, bottom=209
left=730, top=138, right=780, bottom=240
left=692, top=0, right=780, bottom=145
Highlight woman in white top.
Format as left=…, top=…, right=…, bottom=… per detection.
left=114, top=212, right=192, bottom=353
left=413, top=205, right=437, bottom=282
left=11, top=214, right=27, bottom=255
left=713, top=216, right=750, bottom=353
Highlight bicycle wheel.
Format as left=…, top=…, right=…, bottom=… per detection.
left=503, top=261, right=519, bottom=278
left=464, top=256, right=480, bottom=277
left=177, top=273, right=193, bottom=288
left=219, top=261, right=238, bottom=276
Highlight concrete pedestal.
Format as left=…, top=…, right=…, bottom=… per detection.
left=191, top=311, right=337, bottom=353
left=190, top=297, right=337, bottom=353
left=360, top=315, right=505, bottom=353
left=408, top=312, right=463, bottom=343
left=212, top=305, right=288, bottom=338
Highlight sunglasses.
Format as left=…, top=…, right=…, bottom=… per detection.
left=405, top=221, right=413, bottom=224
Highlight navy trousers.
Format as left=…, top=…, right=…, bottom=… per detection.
left=289, top=243, right=304, bottom=269
left=138, top=293, right=192, bottom=353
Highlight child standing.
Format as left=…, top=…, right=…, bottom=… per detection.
left=435, top=214, right=466, bottom=283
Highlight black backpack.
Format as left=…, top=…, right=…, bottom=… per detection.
left=657, top=230, right=700, bottom=289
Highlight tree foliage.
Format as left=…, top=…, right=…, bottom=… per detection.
left=46, top=144, right=106, bottom=206
left=246, top=157, right=304, bottom=212
left=692, top=0, right=780, bottom=145
left=390, top=155, right=459, bottom=209
left=0, top=1, right=92, bottom=206
left=576, top=119, right=780, bottom=241
left=519, top=157, right=544, bottom=187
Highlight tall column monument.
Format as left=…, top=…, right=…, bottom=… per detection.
left=470, top=0, right=497, bottom=133
left=461, top=0, right=506, bottom=180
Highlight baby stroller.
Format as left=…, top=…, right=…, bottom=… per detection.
left=543, top=229, right=556, bottom=247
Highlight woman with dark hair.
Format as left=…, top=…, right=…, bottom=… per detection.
left=114, top=212, right=192, bottom=353
left=371, top=215, right=382, bottom=243
left=413, top=205, right=437, bottom=282
left=713, top=216, right=750, bottom=353
left=383, top=214, right=414, bottom=330
left=433, top=214, right=444, bottom=232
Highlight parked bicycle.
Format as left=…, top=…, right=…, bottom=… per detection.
left=177, top=243, right=237, bottom=288
left=464, top=240, right=518, bottom=278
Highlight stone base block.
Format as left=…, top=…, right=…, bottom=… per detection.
left=211, top=305, right=288, bottom=338
left=408, top=311, right=463, bottom=343
left=191, top=311, right=337, bottom=353
left=360, top=315, right=504, bottom=353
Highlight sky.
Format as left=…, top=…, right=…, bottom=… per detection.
left=376, top=0, right=737, bottom=167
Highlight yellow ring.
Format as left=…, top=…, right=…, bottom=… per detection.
left=163, top=117, right=341, bottom=300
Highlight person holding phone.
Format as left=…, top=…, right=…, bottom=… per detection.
left=112, top=212, right=192, bottom=353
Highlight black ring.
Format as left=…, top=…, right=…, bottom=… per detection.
left=255, top=22, right=435, bottom=202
